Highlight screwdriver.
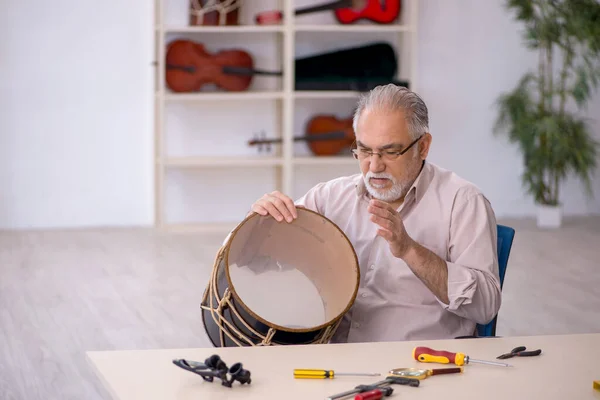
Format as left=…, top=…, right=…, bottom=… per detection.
left=413, top=346, right=513, bottom=367
left=354, top=387, right=393, bottom=400
left=294, top=369, right=381, bottom=379
left=327, top=376, right=419, bottom=400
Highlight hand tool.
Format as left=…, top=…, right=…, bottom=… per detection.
left=496, top=346, right=542, bottom=359
left=388, top=366, right=463, bottom=380
left=413, top=346, right=513, bottom=367
left=293, top=369, right=381, bottom=379
left=327, top=376, right=419, bottom=400
left=172, top=354, right=251, bottom=387
left=354, top=387, right=394, bottom=400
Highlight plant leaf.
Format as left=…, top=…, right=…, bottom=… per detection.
left=571, top=65, right=591, bottom=107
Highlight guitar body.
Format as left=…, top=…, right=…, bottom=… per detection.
left=335, top=0, right=401, bottom=24
left=165, top=40, right=253, bottom=92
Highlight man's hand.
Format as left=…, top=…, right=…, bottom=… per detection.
left=368, top=198, right=450, bottom=304
left=250, top=191, right=298, bottom=223
left=368, top=199, right=415, bottom=259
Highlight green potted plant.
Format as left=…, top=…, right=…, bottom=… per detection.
left=494, top=0, right=600, bottom=228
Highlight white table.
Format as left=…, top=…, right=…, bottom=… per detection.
left=87, top=333, right=600, bottom=400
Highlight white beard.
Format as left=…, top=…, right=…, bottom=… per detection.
left=363, top=171, right=409, bottom=202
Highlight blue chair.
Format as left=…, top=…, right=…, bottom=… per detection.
left=475, top=224, right=515, bottom=337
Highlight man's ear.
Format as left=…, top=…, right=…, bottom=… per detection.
left=419, top=133, right=432, bottom=159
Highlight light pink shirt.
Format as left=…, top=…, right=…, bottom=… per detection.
left=295, top=161, right=502, bottom=343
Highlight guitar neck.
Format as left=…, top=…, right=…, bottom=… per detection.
left=295, top=0, right=353, bottom=16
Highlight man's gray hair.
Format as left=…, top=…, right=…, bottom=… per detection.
left=352, top=84, right=429, bottom=140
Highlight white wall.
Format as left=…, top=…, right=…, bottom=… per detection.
left=0, top=0, right=598, bottom=230
left=418, top=0, right=600, bottom=217
left=0, top=0, right=154, bottom=229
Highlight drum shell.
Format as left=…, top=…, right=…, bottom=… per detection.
left=201, top=208, right=359, bottom=347
left=201, top=251, right=339, bottom=346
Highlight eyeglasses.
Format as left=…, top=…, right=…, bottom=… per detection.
left=351, top=135, right=424, bottom=161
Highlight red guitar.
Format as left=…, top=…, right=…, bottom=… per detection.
left=255, top=0, right=401, bottom=25
left=335, top=0, right=401, bottom=24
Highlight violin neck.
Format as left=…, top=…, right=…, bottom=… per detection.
left=166, top=64, right=195, bottom=73
left=299, top=131, right=348, bottom=142
left=249, top=131, right=348, bottom=146
left=222, top=66, right=282, bottom=77
left=295, top=0, right=354, bottom=16
left=166, top=64, right=282, bottom=77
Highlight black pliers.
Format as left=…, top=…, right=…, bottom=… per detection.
left=497, top=346, right=542, bottom=359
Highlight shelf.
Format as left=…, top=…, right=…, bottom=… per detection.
left=294, top=24, right=411, bottom=33
left=154, top=0, right=418, bottom=230
left=294, top=91, right=364, bottom=99
left=161, top=91, right=285, bottom=101
left=163, top=156, right=283, bottom=168
left=157, top=25, right=410, bottom=33
left=294, top=156, right=356, bottom=166
left=158, top=25, right=285, bottom=33
left=161, top=91, right=364, bottom=101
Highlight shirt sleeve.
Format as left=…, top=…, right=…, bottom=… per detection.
left=436, top=189, right=502, bottom=325
left=294, top=182, right=328, bottom=215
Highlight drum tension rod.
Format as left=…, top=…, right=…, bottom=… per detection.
left=172, top=354, right=252, bottom=387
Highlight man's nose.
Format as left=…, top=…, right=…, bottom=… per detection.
left=369, top=154, right=385, bottom=172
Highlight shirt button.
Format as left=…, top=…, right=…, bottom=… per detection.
left=369, top=265, right=375, bottom=270
left=353, top=322, right=361, bottom=328
left=361, top=293, right=368, bottom=298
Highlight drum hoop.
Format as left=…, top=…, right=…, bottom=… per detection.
left=222, top=207, right=360, bottom=333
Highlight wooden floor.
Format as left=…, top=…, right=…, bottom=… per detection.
left=1, top=216, right=599, bottom=400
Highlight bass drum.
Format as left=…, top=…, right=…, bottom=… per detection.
left=201, top=207, right=360, bottom=347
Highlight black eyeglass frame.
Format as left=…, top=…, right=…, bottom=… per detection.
left=351, top=134, right=424, bottom=160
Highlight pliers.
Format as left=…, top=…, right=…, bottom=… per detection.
left=497, top=346, right=542, bottom=359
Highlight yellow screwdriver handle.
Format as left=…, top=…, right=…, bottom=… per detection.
left=293, top=369, right=334, bottom=379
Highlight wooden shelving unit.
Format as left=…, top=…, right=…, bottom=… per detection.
left=153, top=0, right=419, bottom=232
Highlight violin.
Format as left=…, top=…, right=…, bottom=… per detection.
left=165, top=39, right=282, bottom=92
left=248, top=115, right=355, bottom=157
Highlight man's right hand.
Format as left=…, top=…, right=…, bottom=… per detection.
left=250, top=191, right=298, bottom=223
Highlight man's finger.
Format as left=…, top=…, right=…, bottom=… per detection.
left=370, top=214, right=395, bottom=231
left=260, top=200, right=285, bottom=222
left=376, top=228, right=393, bottom=241
left=251, top=204, right=268, bottom=216
left=270, top=192, right=297, bottom=219
left=369, top=199, right=397, bottom=215
left=267, top=194, right=294, bottom=222
left=369, top=198, right=395, bottom=210
left=368, top=203, right=397, bottom=221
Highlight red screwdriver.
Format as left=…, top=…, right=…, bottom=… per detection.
left=355, top=387, right=393, bottom=400
left=413, top=346, right=512, bottom=367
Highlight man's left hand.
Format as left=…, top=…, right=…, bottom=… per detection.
left=368, top=199, right=415, bottom=259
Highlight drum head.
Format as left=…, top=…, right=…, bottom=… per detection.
left=224, top=208, right=359, bottom=332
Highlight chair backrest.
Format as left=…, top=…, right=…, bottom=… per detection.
left=476, top=224, right=515, bottom=337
